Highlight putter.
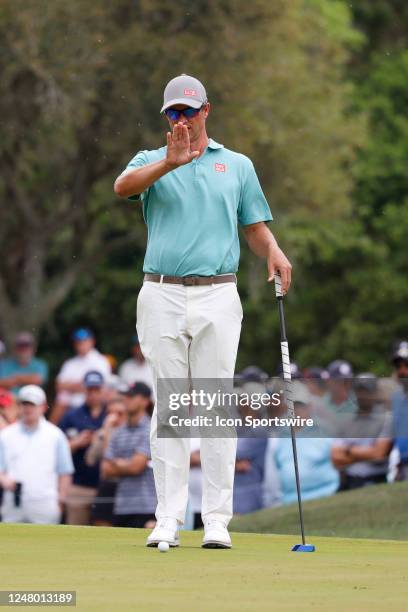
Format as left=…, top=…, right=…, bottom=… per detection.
left=274, top=273, right=315, bottom=553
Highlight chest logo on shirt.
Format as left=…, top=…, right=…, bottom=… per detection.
left=184, top=88, right=197, bottom=96
left=215, top=163, right=226, bottom=172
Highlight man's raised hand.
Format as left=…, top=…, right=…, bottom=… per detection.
left=166, top=122, right=200, bottom=168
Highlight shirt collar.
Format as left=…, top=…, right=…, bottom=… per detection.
left=207, top=138, right=223, bottom=150
left=19, top=416, right=45, bottom=434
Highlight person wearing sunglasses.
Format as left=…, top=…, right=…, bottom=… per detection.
left=114, top=74, right=292, bottom=549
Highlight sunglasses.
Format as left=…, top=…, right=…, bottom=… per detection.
left=164, top=106, right=203, bottom=121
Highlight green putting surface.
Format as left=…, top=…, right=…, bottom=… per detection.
left=1, top=524, right=407, bottom=611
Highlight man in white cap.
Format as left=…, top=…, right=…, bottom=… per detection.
left=0, top=385, right=74, bottom=524
left=114, top=74, right=291, bottom=548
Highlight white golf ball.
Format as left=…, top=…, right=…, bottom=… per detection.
left=158, top=541, right=169, bottom=553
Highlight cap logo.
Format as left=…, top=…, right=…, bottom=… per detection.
left=184, top=88, right=197, bottom=96
left=215, top=163, right=226, bottom=172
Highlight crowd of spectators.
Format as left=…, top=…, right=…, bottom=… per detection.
left=0, top=328, right=407, bottom=528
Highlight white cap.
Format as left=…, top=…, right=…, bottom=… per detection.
left=18, top=385, right=47, bottom=406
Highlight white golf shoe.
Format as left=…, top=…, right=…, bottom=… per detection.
left=146, top=518, right=180, bottom=547
left=202, top=519, right=232, bottom=549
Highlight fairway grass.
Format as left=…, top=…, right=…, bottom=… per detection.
left=1, top=525, right=407, bottom=611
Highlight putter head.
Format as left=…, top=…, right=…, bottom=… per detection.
left=292, top=543, right=315, bottom=552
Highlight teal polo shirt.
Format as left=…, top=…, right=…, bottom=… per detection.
left=0, top=357, right=48, bottom=394
left=122, top=138, right=272, bottom=276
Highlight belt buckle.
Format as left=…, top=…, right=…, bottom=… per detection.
left=182, top=276, right=197, bottom=286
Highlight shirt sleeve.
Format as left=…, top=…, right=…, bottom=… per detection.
left=56, top=433, right=75, bottom=474
left=37, top=359, right=49, bottom=385
left=137, top=426, right=151, bottom=459
left=333, top=438, right=348, bottom=448
left=0, top=437, right=6, bottom=472
left=378, top=412, right=393, bottom=439
left=58, top=411, right=71, bottom=433
left=238, top=158, right=273, bottom=226
left=56, top=359, right=73, bottom=382
left=120, top=150, right=150, bottom=201
left=104, top=431, right=117, bottom=461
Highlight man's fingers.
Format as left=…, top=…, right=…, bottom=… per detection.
left=280, top=269, right=288, bottom=294
left=172, top=123, right=181, bottom=141
left=286, top=265, right=292, bottom=291
left=181, top=124, right=190, bottom=146
left=280, top=267, right=291, bottom=294
left=267, top=265, right=275, bottom=283
left=166, top=132, right=172, bottom=147
left=189, top=150, right=200, bottom=161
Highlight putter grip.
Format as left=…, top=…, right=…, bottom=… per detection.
left=274, top=274, right=283, bottom=298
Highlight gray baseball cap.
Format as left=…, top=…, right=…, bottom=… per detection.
left=161, top=74, right=207, bottom=113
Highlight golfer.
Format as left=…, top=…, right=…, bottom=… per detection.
left=114, top=74, right=291, bottom=548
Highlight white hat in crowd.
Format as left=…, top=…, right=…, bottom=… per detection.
left=17, top=385, right=47, bottom=406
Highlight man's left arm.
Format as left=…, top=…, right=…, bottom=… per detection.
left=58, top=474, right=72, bottom=508
left=111, top=453, right=149, bottom=476
left=243, top=222, right=292, bottom=293
left=55, top=434, right=74, bottom=507
left=348, top=439, right=393, bottom=462
left=12, top=373, right=43, bottom=387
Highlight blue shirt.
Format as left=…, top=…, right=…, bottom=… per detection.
left=0, top=357, right=48, bottom=394
left=123, top=139, right=273, bottom=276
left=274, top=436, right=339, bottom=504
left=59, top=404, right=107, bottom=488
left=234, top=436, right=267, bottom=514
left=392, top=389, right=408, bottom=462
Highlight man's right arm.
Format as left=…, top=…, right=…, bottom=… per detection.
left=114, top=123, right=199, bottom=198
left=114, top=159, right=176, bottom=199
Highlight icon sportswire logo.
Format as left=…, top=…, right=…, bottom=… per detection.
left=215, top=163, right=226, bottom=172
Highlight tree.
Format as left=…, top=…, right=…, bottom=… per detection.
left=0, top=0, right=362, bottom=373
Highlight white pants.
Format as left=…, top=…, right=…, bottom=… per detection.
left=137, top=280, right=243, bottom=526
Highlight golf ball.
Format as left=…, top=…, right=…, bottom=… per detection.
left=158, top=541, right=169, bottom=553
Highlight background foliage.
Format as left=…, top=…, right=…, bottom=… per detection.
left=0, top=0, right=406, bottom=380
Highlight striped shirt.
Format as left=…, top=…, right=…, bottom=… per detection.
left=104, top=415, right=156, bottom=515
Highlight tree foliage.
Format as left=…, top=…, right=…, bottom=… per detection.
left=4, top=0, right=395, bottom=378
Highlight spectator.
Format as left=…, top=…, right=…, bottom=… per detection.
left=236, top=365, right=269, bottom=385
left=273, top=382, right=339, bottom=504
left=331, top=374, right=392, bottom=489
left=188, top=438, right=203, bottom=529
left=59, top=371, right=107, bottom=525
left=118, top=334, right=154, bottom=394
left=303, top=367, right=328, bottom=399
left=262, top=436, right=281, bottom=508
left=391, top=341, right=408, bottom=481
left=234, top=390, right=267, bottom=514
left=101, top=382, right=156, bottom=528
left=51, top=328, right=111, bottom=423
left=86, top=397, right=127, bottom=527
left=322, top=360, right=356, bottom=419
left=0, top=332, right=48, bottom=394
left=0, top=388, right=18, bottom=430
left=104, top=375, right=130, bottom=403
left=277, top=361, right=301, bottom=380
left=0, top=385, right=73, bottom=524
